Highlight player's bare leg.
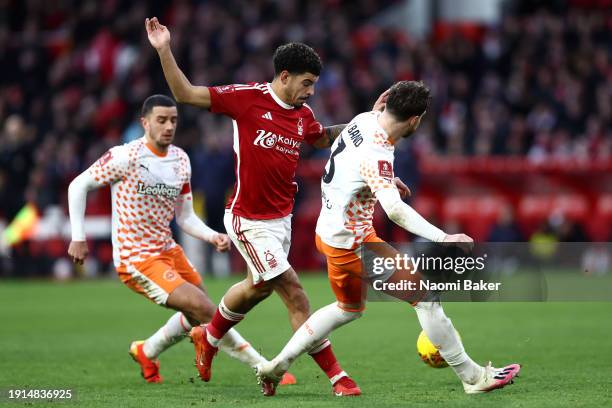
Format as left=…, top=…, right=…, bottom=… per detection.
left=269, top=269, right=359, bottom=395
left=272, top=267, right=310, bottom=330
left=166, top=281, right=216, bottom=323
left=198, top=266, right=357, bottom=395
left=220, top=267, right=275, bottom=314
left=130, top=281, right=269, bottom=382
left=256, top=298, right=363, bottom=396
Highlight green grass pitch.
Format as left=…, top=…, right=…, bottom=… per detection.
left=1, top=274, right=611, bottom=407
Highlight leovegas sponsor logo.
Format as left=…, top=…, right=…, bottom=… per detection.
left=253, top=130, right=301, bottom=156
left=137, top=182, right=180, bottom=198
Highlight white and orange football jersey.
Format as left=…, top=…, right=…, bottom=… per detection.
left=316, top=111, right=398, bottom=249
left=87, top=137, right=191, bottom=268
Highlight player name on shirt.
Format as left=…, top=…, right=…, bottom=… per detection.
left=346, top=123, right=364, bottom=147
left=316, top=111, right=396, bottom=249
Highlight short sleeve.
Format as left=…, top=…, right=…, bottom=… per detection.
left=304, top=119, right=324, bottom=145
left=208, top=83, right=256, bottom=119
left=359, top=155, right=396, bottom=194
left=302, top=104, right=324, bottom=145
left=87, top=146, right=130, bottom=186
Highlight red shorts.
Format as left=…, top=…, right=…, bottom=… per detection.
left=117, top=245, right=202, bottom=305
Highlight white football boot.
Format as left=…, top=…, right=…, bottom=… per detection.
left=463, top=362, right=521, bottom=394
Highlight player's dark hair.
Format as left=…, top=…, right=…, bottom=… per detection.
left=385, top=81, right=431, bottom=121
left=141, top=94, right=177, bottom=117
left=273, top=42, right=322, bottom=77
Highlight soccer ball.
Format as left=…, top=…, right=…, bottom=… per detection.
left=416, top=330, right=448, bottom=368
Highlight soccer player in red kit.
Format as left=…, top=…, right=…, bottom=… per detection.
left=145, top=17, right=388, bottom=396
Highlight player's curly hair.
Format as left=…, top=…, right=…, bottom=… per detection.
left=385, top=81, right=431, bottom=121
left=273, top=42, right=322, bottom=76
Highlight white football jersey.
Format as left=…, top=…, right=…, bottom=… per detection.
left=87, top=137, right=191, bottom=268
left=316, top=111, right=398, bottom=249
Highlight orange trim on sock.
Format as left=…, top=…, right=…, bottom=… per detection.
left=337, top=303, right=366, bottom=313
left=236, top=343, right=250, bottom=352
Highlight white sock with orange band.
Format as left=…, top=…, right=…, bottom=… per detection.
left=218, top=328, right=266, bottom=368
left=271, top=303, right=361, bottom=378
left=142, top=312, right=265, bottom=367
left=143, top=312, right=191, bottom=359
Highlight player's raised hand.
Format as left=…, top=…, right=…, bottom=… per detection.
left=392, top=177, right=411, bottom=199
left=211, top=233, right=231, bottom=252
left=442, top=233, right=474, bottom=253
left=68, top=241, right=89, bottom=265
left=145, top=17, right=171, bottom=51
left=372, top=89, right=390, bottom=112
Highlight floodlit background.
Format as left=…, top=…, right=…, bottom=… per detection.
left=0, top=0, right=610, bottom=278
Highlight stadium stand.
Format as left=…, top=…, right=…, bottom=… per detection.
left=0, top=0, right=609, bottom=276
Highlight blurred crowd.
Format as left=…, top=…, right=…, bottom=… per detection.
left=0, top=0, right=610, bottom=237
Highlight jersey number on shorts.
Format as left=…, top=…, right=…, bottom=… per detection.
left=322, top=136, right=347, bottom=184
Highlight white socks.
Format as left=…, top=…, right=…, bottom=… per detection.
left=272, top=303, right=361, bottom=373
left=217, top=328, right=266, bottom=368
left=414, top=302, right=483, bottom=384
left=143, top=312, right=191, bottom=359
left=141, top=301, right=481, bottom=386
left=142, top=311, right=264, bottom=368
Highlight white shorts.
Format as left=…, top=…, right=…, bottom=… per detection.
left=224, top=211, right=292, bottom=284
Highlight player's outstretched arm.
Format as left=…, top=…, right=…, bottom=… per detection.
left=175, top=193, right=230, bottom=252
left=376, top=187, right=447, bottom=243
left=67, top=171, right=103, bottom=264
left=312, top=124, right=347, bottom=148
left=145, top=17, right=211, bottom=108
left=441, top=233, right=474, bottom=253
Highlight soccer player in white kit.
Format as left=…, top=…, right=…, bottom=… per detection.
left=256, top=81, right=521, bottom=395
left=67, top=95, right=282, bottom=384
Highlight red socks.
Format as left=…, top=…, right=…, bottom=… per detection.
left=310, top=343, right=343, bottom=380
left=206, top=300, right=244, bottom=344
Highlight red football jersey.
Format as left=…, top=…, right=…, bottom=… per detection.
left=208, top=82, right=324, bottom=220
